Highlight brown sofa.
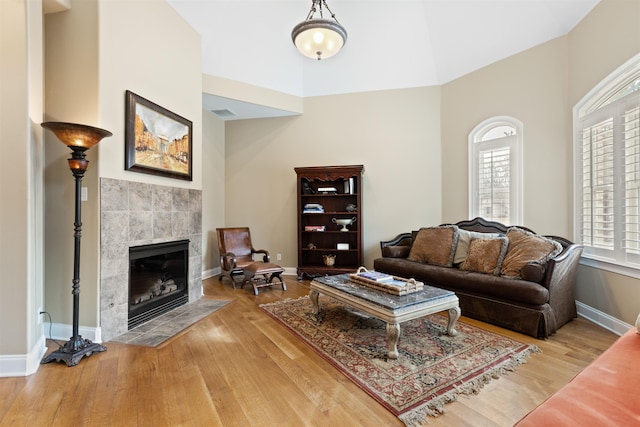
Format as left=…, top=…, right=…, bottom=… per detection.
left=372, top=217, right=583, bottom=338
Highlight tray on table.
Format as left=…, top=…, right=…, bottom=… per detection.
left=349, top=267, right=424, bottom=296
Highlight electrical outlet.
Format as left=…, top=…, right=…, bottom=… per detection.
left=37, top=307, right=43, bottom=324
left=277, top=253, right=282, bottom=261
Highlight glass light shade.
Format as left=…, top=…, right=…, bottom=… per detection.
left=292, top=19, right=347, bottom=60
left=41, top=122, right=113, bottom=150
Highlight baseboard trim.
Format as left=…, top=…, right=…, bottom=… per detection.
left=45, top=322, right=103, bottom=343
left=202, top=267, right=221, bottom=280
left=0, top=334, right=47, bottom=378
left=576, top=301, right=632, bottom=336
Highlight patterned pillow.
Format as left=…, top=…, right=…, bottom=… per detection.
left=460, top=236, right=509, bottom=275
left=407, top=225, right=459, bottom=267
left=453, top=229, right=501, bottom=264
left=500, top=227, right=563, bottom=279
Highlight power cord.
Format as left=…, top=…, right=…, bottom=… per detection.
left=40, top=311, right=64, bottom=347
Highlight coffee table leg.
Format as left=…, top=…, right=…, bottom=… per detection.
left=309, top=290, right=320, bottom=315
left=386, top=322, right=400, bottom=360
left=447, top=307, right=461, bottom=336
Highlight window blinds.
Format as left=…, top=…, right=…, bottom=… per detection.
left=478, top=147, right=510, bottom=223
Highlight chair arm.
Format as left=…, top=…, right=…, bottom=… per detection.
left=220, top=251, right=238, bottom=271
left=252, top=249, right=271, bottom=263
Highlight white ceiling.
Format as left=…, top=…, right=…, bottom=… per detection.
left=167, top=0, right=600, bottom=119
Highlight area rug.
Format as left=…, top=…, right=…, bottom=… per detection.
left=112, top=298, right=231, bottom=347
left=260, top=296, right=539, bottom=426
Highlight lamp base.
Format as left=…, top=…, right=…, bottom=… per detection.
left=41, top=336, right=106, bottom=367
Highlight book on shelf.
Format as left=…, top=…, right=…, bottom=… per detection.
left=303, top=203, right=324, bottom=213
left=304, top=225, right=326, bottom=232
left=317, top=187, right=338, bottom=194
left=356, top=270, right=394, bottom=282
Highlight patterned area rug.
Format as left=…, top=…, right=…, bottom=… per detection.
left=260, top=296, right=539, bottom=426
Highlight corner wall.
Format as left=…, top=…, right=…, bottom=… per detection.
left=568, top=0, right=640, bottom=326
left=0, top=0, right=46, bottom=375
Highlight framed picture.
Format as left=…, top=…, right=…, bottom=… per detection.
left=125, top=90, right=192, bottom=181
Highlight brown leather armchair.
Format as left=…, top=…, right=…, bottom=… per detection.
left=216, top=227, right=270, bottom=287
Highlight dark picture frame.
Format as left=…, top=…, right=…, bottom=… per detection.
left=125, top=90, right=193, bottom=181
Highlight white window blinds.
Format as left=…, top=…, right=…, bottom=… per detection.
left=623, top=105, right=640, bottom=258
left=478, top=147, right=511, bottom=223
left=578, top=90, right=640, bottom=263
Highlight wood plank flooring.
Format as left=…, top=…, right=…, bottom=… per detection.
left=0, top=276, right=619, bottom=426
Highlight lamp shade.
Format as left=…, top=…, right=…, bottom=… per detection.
left=41, top=122, right=113, bottom=150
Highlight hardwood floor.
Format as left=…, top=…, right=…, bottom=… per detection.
left=0, top=276, right=618, bottom=426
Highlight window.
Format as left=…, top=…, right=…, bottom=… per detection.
left=469, top=116, right=523, bottom=225
left=575, top=53, right=640, bottom=270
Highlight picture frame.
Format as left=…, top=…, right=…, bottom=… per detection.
left=125, top=90, right=192, bottom=181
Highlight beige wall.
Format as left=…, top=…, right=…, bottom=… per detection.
left=568, top=0, right=640, bottom=325
left=0, top=0, right=45, bottom=364
left=441, top=37, right=571, bottom=235
left=225, top=87, right=442, bottom=270
left=97, top=1, right=202, bottom=188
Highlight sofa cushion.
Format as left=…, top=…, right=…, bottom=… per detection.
left=407, top=225, right=459, bottom=267
left=460, top=236, right=509, bottom=275
left=501, top=227, right=563, bottom=279
left=520, top=262, right=546, bottom=283
left=373, top=257, right=550, bottom=306
left=453, top=229, right=501, bottom=264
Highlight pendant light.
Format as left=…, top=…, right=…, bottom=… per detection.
left=291, top=0, right=347, bottom=60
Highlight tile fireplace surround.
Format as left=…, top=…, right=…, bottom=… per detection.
left=100, top=178, right=202, bottom=341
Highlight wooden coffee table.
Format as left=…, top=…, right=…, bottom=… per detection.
left=309, top=274, right=460, bottom=360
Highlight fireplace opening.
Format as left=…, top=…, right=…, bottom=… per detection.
left=128, top=240, right=189, bottom=329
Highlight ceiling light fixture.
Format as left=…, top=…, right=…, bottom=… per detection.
left=291, top=0, right=347, bottom=61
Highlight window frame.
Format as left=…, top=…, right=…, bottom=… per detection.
left=468, top=116, right=523, bottom=225
left=574, top=53, right=640, bottom=278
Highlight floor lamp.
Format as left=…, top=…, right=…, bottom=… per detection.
left=41, top=121, right=112, bottom=367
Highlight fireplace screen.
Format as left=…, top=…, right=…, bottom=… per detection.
left=128, top=240, right=189, bottom=329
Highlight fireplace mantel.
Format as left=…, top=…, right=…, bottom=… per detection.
left=99, top=178, right=202, bottom=341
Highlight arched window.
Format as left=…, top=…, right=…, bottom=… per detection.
left=575, top=53, right=640, bottom=270
left=469, top=116, right=523, bottom=225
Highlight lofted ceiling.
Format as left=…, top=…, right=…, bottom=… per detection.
left=168, top=0, right=600, bottom=119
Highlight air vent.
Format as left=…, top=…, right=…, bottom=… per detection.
left=211, top=109, right=236, bottom=119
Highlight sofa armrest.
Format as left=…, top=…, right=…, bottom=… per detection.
left=380, top=232, right=413, bottom=249
left=543, top=242, right=583, bottom=329
left=380, top=233, right=413, bottom=258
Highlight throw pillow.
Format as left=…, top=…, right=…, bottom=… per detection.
left=500, top=227, right=563, bottom=279
left=453, top=229, right=501, bottom=264
left=407, top=225, right=459, bottom=267
left=460, top=236, right=509, bottom=275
